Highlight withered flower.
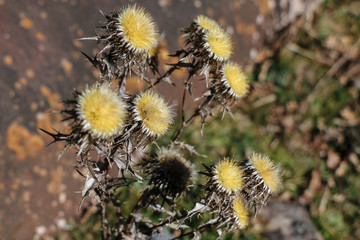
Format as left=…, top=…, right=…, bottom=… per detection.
left=141, top=149, right=193, bottom=204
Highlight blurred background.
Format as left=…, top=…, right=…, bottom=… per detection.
left=1, top=0, right=360, bottom=239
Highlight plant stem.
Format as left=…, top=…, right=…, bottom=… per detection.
left=123, top=188, right=151, bottom=234
left=172, top=94, right=213, bottom=144
left=94, top=188, right=109, bottom=240
left=142, top=210, right=190, bottom=234
left=169, top=223, right=214, bottom=240
left=100, top=200, right=109, bottom=240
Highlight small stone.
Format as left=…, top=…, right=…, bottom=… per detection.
left=327, top=150, right=341, bottom=169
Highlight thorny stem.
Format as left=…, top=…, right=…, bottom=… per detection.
left=94, top=188, right=110, bottom=240
left=85, top=161, right=107, bottom=195
left=143, top=77, right=163, bottom=91
left=142, top=209, right=190, bottom=234
left=142, top=208, right=214, bottom=238
left=169, top=223, right=214, bottom=240
left=143, top=70, right=174, bottom=92
left=123, top=188, right=151, bottom=234
left=181, top=80, right=188, bottom=124
left=100, top=201, right=109, bottom=240
left=171, top=78, right=189, bottom=143
left=145, top=53, right=210, bottom=144
left=85, top=157, right=111, bottom=239
left=125, top=187, right=188, bottom=234
left=171, top=94, right=214, bottom=144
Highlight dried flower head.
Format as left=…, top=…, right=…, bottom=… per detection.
left=117, top=5, right=158, bottom=54
left=132, top=90, right=174, bottom=138
left=201, top=159, right=249, bottom=233
left=250, top=153, right=282, bottom=193
left=142, top=149, right=193, bottom=200
left=212, top=158, right=244, bottom=195
left=217, top=198, right=249, bottom=231
left=204, top=28, right=233, bottom=62
left=180, top=16, right=231, bottom=81
left=53, top=83, right=128, bottom=155
left=230, top=199, right=249, bottom=230
left=91, top=4, right=159, bottom=81
left=195, top=15, right=220, bottom=31
left=210, top=61, right=249, bottom=107
left=220, top=61, right=249, bottom=98
left=77, top=84, right=127, bottom=139
left=183, top=15, right=220, bottom=44
left=241, top=153, right=282, bottom=211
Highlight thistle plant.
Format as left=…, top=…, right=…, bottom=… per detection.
left=43, top=4, right=283, bottom=239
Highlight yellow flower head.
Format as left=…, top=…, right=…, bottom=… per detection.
left=77, top=84, right=127, bottom=139
left=232, top=200, right=249, bottom=229
left=205, top=28, right=233, bottom=61
left=221, top=61, right=249, bottom=98
left=195, top=15, right=220, bottom=31
left=117, top=5, right=158, bottom=53
left=250, top=153, right=282, bottom=193
left=133, top=91, right=173, bottom=137
left=213, top=158, right=244, bottom=194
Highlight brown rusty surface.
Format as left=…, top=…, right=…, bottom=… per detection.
left=0, top=0, right=320, bottom=239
